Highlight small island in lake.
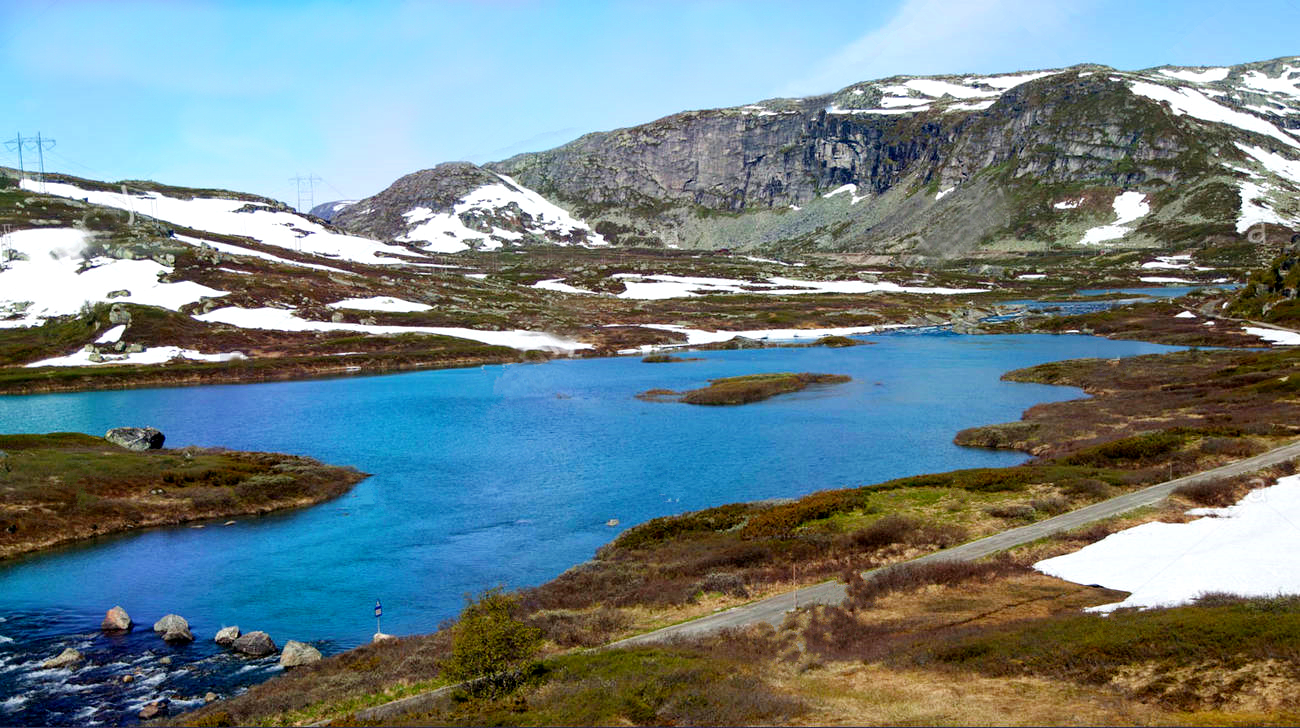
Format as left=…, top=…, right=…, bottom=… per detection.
left=0, top=432, right=367, bottom=560
left=637, top=372, right=851, bottom=406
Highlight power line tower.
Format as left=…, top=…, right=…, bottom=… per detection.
left=4, top=133, right=56, bottom=192
left=289, top=173, right=323, bottom=213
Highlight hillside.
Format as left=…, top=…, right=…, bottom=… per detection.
left=331, top=57, right=1300, bottom=263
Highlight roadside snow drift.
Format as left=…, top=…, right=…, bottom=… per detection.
left=1036, top=475, right=1300, bottom=612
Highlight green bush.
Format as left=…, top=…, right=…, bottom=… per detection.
left=442, top=588, right=543, bottom=693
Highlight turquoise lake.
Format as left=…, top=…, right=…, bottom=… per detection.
left=0, top=331, right=1180, bottom=724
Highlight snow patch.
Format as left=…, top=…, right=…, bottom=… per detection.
left=611, top=273, right=984, bottom=300
left=25, top=179, right=418, bottom=266
left=194, top=307, right=591, bottom=352
left=1128, top=81, right=1300, bottom=149
left=1245, top=326, right=1300, bottom=345
left=1240, top=65, right=1300, bottom=97
left=1053, top=198, right=1083, bottom=210
left=1078, top=191, right=1150, bottom=246
left=532, top=278, right=598, bottom=295
left=326, top=296, right=432, bottom=313
left=1174, top=311, right=1197, bottom=319
left=1158, top=67, right=1229, bottom=83
left=822, top=184, right=868, bottom=205
left=935, top=186, right=956, bottom=200
left=1037, top=475, right=1300, bottom=611
left=95, top=324, right=127, bottom=343
left=0, top=228, right=227, bottom=327
left=27, top=346, right=248, bottom=368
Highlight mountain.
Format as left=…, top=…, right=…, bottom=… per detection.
left=332, top=162, right=607, bottom=252
left=309, top=199, right=357, bottom=223
left=334, top=57, right=1300, bottom=262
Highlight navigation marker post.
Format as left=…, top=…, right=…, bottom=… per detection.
left=375, top=599, right=383, bottom=636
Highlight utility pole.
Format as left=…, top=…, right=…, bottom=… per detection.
left=289, top=173, right=323, bottom=213
left=0, top=224, right=11, bottom=270
left=4, top=133, right=56, bottom=192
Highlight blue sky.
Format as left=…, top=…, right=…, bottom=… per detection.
left=2, top=0, right=1297, bottom=205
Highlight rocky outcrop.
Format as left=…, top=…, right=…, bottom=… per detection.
left=41, top=647, right=83, bottom=669
left=153, top=614, right=194, bottom=643
left=101, top=605, right=132, bottom=632
left=138, top=699, right=169, bottom=720
left=279, top=640, right=322, bottom=668
left=214, top=625, right=240, bottom=646
left=104, top=427, right=164, bottom=451
left=231, top=631, right=276, bottom=657
left=334, top=163, right=502, bottom=242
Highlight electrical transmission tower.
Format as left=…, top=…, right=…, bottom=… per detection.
left=289, top=173, right=323, bottom=212
left=4, top=133, right=56, bottom=192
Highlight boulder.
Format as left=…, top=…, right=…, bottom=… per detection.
left=101, top=605, right=132, bottom=632
left=214, top=625, right=240, bottom=646
left=153, top=613, right=187, bottom=634
left=138, top=699, right=169, bottom=721
left=41, top=647, right=83, bottom=670
left=153, top=616, right=194, bottom=643
left=372, top=632, right=396, bottom=643
left=108, top=304, right=132, bottom=325
left=279, top=640, right=322, bottom=668
left=204, top=692, right=218, bottom=703
left=104, top=427, right=165, bottom=451
left=231, top=631, right=276, bottom=657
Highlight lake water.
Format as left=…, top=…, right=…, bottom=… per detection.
left=0, top=331, right=1180, bottom=724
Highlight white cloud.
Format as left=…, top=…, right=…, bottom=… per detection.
left=789, top=0, right=1095, bottom=95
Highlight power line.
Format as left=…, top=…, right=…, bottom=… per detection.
left=289, top=173, right=323, bottom=212
left=4, top=132, right=57, bottom=192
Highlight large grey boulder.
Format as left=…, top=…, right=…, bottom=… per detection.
left=108, top=303, right=132, bottom=325
left=279, top=640, right=322, bottom=668
left=41, top=647, right=83, bottom=670
left=232, top=631, right=276, bottom=657
left=153, top=614, right=193, bottom=643
left=105, top=427, right=164, bottom=451
left=101, top=605, right=132, bottom=632
left=214, top=625, right=240, bottom=646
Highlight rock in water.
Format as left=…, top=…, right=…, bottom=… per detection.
left=41, top=647, right=83, bottom=669
left=104, top=427, right=165, bottom=451
left=232, top=631, right=276, bottom=657
left=153, top=614, right=194, bottom=644
left=279, top=640, right=322, bottom=668
left=214, top=625, right=240, bottom=646
left=153, top=613, right=187, bottom=633
left=101, top=605, right=132, bottom=632
left=138, top=699, right=169, bottom=720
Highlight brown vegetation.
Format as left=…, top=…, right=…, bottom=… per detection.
left=0, top=433, right=365, bottom=559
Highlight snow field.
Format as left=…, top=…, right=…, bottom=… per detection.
left=1036, top=474, right=1300, bottom=612
left=194, top=306, right=591, bottom=352
left=609, top=273, right=984, bottom=300
left=0, top=228, right=227, bottom=327
left=24, top=180, right=416, bottom=266
left=26, top=347, right=248, bottom=368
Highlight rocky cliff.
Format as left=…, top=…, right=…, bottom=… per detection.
left=333, top=57, right=1300, bottom=261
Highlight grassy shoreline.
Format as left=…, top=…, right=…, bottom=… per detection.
left=0, top=433, right=368, bottom=561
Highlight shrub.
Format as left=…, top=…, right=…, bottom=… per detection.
left=698, top=571, right=749, bottom=597
left=1174, top=476, right=1251, bottom=507
left=1199, top=437, right=1264, bottom=457
left=1060, top=478, right=1111, bottom=500
left=1030, top=494, right=1071, bottom=515
left=838, top=514, right=919, bottom=551
left=442, top=588, right=543, bottom=692
left=1061, top=430, right=1191, bottom=467
left=844, top=557, right=1027, bottom=609
left=985, top=503, right=1035, bottom=520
